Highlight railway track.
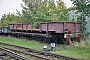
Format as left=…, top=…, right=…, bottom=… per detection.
left=0, top=47, right=51, bottom=60
left=0, top=42, right=82, bottom=60
left=0, top=47, right=29, bottom=60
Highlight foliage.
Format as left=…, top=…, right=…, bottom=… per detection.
left=67, top=6, right=77, bottom=22
left=71, top=0, right=90, bottom=39
left=0, top=0, right=69, bottom=28
left=0, top=12, right=20, bottom=27
left=55, top=40, right=90, bottom=60
left=20, top=0, right=69, bottom=28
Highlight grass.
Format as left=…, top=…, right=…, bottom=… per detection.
left=0, top=36, right=90, bottom=60
left=0, top=36, right=44, bottom=50
left=54, top=40, right=90, bottom=60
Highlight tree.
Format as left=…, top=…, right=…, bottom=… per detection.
left=56, top=0, right=69, bottom=21
left=68, top=6, right=77, bottom=22
left=71, top=0, right=90, bottom=39
left=1, top=12, right=19, bottom=27
left=21, top=0, right=69, bottom=28
left=21, top=0, right=42, bottom=23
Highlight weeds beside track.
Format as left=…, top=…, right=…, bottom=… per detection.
left=0, top=42, right=82, bottom=60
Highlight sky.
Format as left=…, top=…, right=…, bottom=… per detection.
left=63, top=0, right=73, bottom=7
left=0, top=0, right=73, bottom=19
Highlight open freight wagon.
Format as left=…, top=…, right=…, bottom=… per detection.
left=40, top=22, right=82, bottom=44
left=9, top=22, right=82, bottom=44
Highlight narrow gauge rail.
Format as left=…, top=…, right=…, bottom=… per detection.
left=0, top=47, right=29, bottom=60
left=0, top=52, right=7, bottom=60
left=0, top=42, right=82, bottom=60
left=0, top=47, right=51, bottom=60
